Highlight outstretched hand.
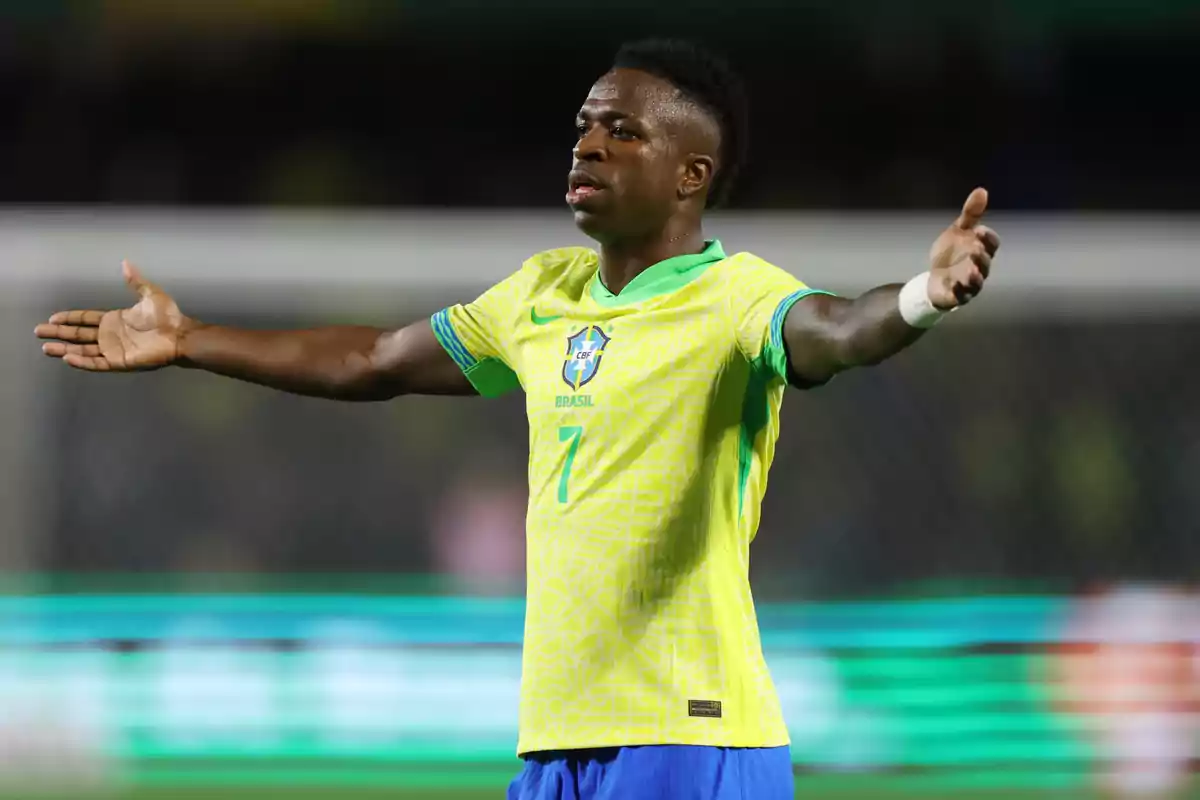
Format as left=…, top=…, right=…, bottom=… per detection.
left=34, top=261, right=188, bottom=371
left=927, top=188, right=1001, bottom=309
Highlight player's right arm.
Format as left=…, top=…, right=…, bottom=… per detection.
left=34, top=260, right=474, bottom=400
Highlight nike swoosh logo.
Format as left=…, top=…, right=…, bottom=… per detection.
left=530, top=308, right=563, bottom=325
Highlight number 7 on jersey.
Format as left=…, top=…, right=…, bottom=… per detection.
left=557, top=425, right=583, bottom=503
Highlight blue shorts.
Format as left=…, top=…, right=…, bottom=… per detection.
left=507, top=745, right=793, bottom=800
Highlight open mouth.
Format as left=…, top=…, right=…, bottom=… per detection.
left=566, top=171, right=606, bottom=205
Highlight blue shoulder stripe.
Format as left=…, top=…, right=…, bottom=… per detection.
left=431, top=309, right=476, bottom=371
left=769, top=288, right=836, bottom=349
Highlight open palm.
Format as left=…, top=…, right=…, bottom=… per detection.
left=35, top=261, right=186, bottom=371
left=927, top=187, right=1001, bottom=309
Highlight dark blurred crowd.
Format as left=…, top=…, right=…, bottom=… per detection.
left=1, top=1, right=1197, bottom=211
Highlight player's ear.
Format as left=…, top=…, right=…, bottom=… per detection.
left=678, top=154, right=714, bottom=202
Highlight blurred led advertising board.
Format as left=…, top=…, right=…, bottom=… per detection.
left=0, top=593, right=1169, bottom=791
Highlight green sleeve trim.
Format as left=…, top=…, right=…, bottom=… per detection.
left=462, top=357, right=522, bottom=398
left=761, top=288, right=837, bottom=382
left=430, top=308, right=521, bottom=398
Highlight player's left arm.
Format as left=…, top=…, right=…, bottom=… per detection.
left=783, top=188, right=1000, bottom=387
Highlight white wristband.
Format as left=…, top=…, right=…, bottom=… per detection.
left=898, top=272, right=950, bottom=329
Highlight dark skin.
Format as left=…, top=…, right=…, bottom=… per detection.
left=784, top=188, right=997, bottom=385
left=34, top=67, right=999, bottom=395
left=567, top=69, right=718, bottom=292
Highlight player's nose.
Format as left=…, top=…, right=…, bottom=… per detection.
left=572, top=127, right=607, bottom=162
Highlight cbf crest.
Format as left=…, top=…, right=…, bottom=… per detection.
left=562, top=326, right=611, bottom=391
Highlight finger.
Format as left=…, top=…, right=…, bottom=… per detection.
left=47, top=310, right=105, bottom=327
left=34, top=323, right=100, bottom=343
left=970, top=249, right=993, bottom=278
left=42, top=342, right=101, bottom=358
left=122, top=260, right=157, bottom=300
left=976, top=225, right=1001, bottom=257
left=966, top=267, right=985, bottom=293
left=954, top=187, right=989, bottom=230
left=953, top=283, right=974, bottom=306
left=950, top=269, right=985, bottom=307
left=63, top=353, right=113, bottom=371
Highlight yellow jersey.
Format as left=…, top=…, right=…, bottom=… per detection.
left=431, top=240, right=829, bottom=754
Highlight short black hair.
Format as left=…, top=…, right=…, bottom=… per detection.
left=613, top=38, right=748, bottom=209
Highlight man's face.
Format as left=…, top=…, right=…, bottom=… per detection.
left=567, top=69, right=710, bottom=243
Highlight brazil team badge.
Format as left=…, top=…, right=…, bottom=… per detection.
left=562, top=326, right=611, bottom=391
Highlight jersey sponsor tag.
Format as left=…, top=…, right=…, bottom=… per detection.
left=688, top=699, right=722, bottom=719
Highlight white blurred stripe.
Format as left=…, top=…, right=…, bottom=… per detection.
left=1, top=208, right=1198, bottom=315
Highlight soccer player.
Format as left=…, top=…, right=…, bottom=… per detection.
left=36, top=39, right=1000, bottom=800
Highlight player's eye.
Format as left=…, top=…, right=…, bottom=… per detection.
left=575, top=122, right=589, bottom=138
left=610, top=125, right=636, bottom=141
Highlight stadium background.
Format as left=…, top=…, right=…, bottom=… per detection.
left=0, top=2, right=1198, bottom=798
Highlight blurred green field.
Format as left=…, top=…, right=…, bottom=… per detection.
left=0, top=791, right=1088, bottom=800
left=12, top=778, right=1189, bottom=800
left=105, top=792, right=1074, bottom=800
left=5, top=760, right=1191, bottom=800
left=55, top=788, right=1174, bottom=800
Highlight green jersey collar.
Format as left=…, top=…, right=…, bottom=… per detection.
left=590, top=239, right=726, bottom=307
